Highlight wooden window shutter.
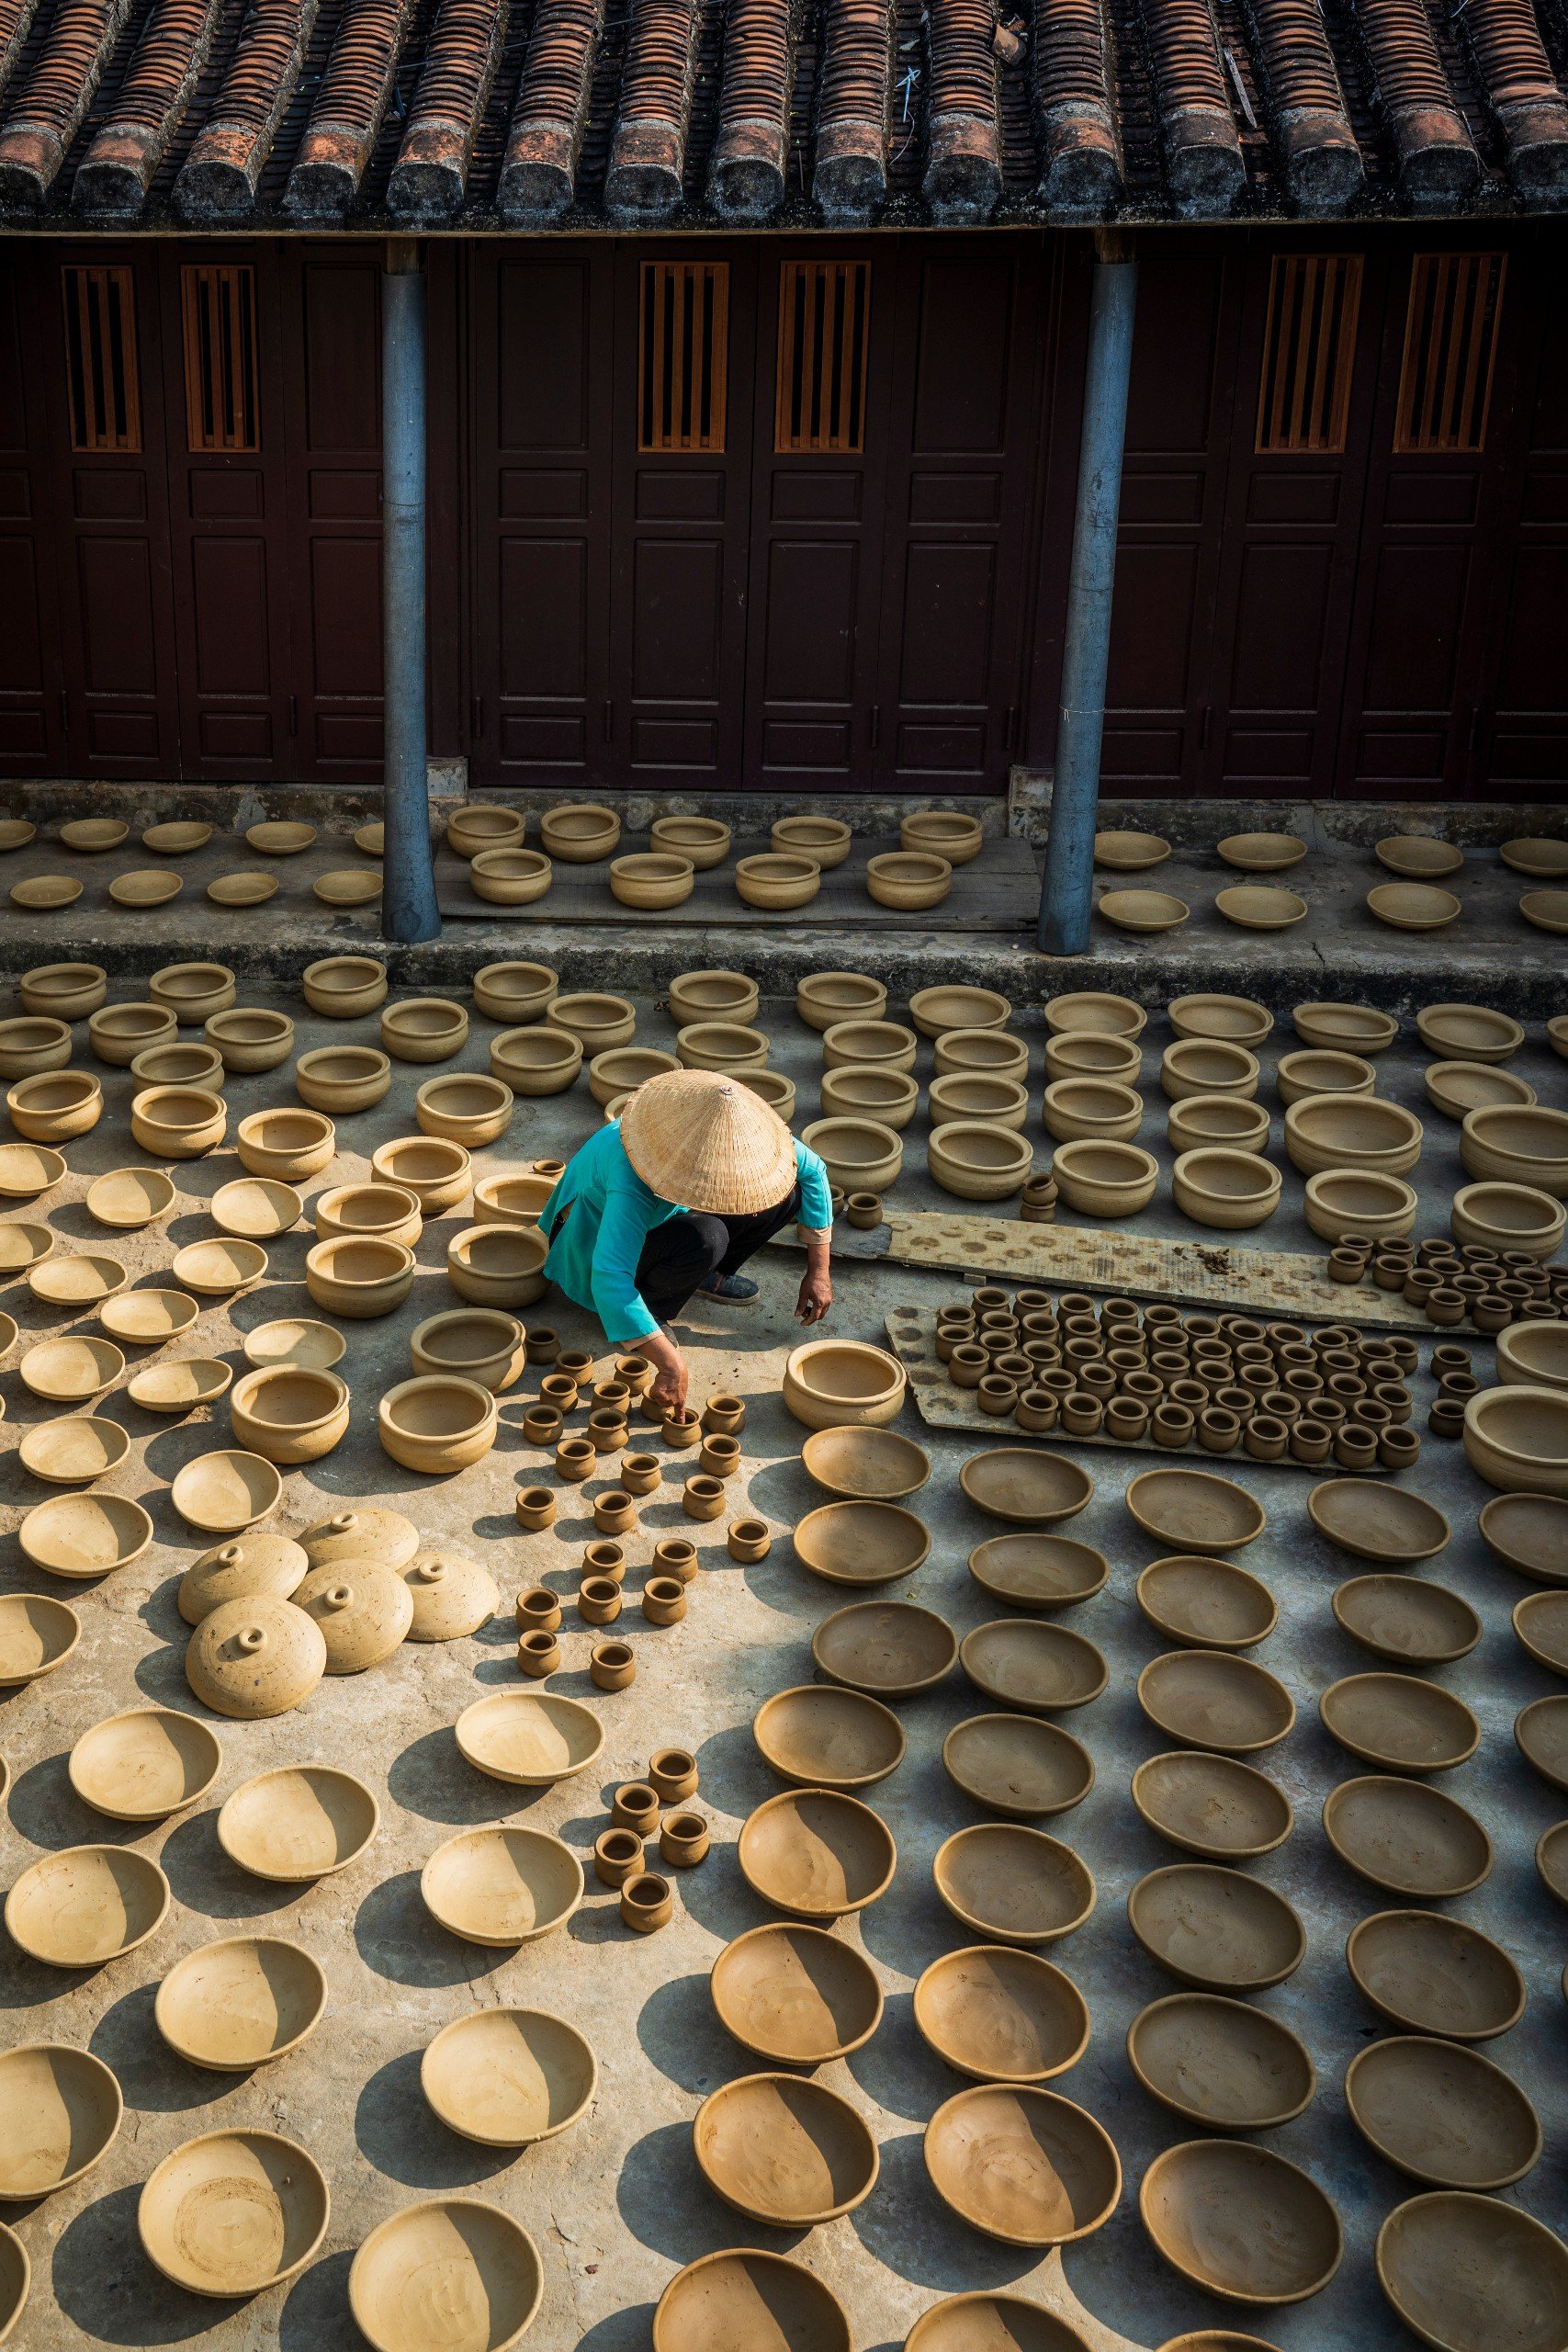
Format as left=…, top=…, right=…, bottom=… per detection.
left=61, top=266, right=141, bottom=454
left=1393, top=254, right=1506, bottom=455
left=181, top=263, right=261, bottom=453
left=775, top=261, right=872, bottom=455
left=1255, top=254, right=1362, bottom=456
left=638, top=262, right=728, bottom=453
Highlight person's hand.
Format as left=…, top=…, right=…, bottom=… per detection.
left=648, top=1351, right=689, bottom=1416
left=796, top=1267, right=833, bottom=1325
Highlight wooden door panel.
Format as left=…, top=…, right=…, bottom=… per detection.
left=0, top=253, right=59, bottom=772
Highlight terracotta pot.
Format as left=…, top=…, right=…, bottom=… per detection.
left=294, top=1046, right=391, bottom=1114
left=620, top=1451, right=661, bottom=1494
left=471, top=961, right=558, bottom=1023
left=650, top=818, right=731, bottom=870
left=130, top=1085, right=225, bottom=1159
left=315, top=1182, right=422, bottom=1250
left=372, top=1135, right=471, bottom=1215
left=378, top=1376, right=498, bottom=1475
left=802, top=1115, right=904, bottom=1193
left=577, top=1577, right=622, bottom=1624
left=236, top=1107, right=335, bottom=1182
left=514, top=1487, right=557, bottom=1531
left=660, top=1810, right=710, bottom=1867
left=446, top=1221, right=547, bottom=1306
left=555, top=1437, right=595, bottom=1481
left=20, top=961, right=107, bottom=1019
left=594, top=1827, right=644, bottom=1886
left=149, top=962, right=236, bottom=1024
left=590, top=1640, right=637, bottom=1690
left=411, top=1308, right=525, bottom=1392
left=540, top=802, right=620, bottom=862
left=205, top=1007, right=294, bottom=1073
left=230, top=1367, right=350, bottom=1465
left=735, top=854, right=820, bottom=909
left=302, top=956, right=388, bottom=1019
left=381, top=998, right=468, bottom=1064
left=1053, top=1138, right=1159, bottom=1217
left=305, top=1235, right=416, bottom=1317
left=773, top=814, right=852, bottom=865
left=415, top=1073, right=513, bottom=1147
left=682, top=1475, right=726, bottom=1521
left=89, top=1002, right=178, bottom=1067
left=446, top=803, right=527, bottom=859
left=866, top=851, right=951, bottom=909
left=796, top=971, right=886, bottom=1030
left=610, top=852, right=694, bottom=908
left=6, top=1069, right=102, bottom=1143
left=468, top=847, right=553, bottom=904
left=653, top=1537, right=698, bottom=1581
left=621, top=1871, right=673, bottom=1932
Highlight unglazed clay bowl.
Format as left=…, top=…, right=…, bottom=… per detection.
left=709, top=1923, right=884, bottom=2065
left=470, top=1170, right=554, bottom=1226
left=801, top=1425, right=931, bottom=1500
left=0, top=1592, right=81, bottom=1686
left=172, top=1237, right=268, bottom=1297
left=230, top=1367, right=351, bottom=1465
left=942, top=1714, right=1094, bottom=1819
left=1098, top=888, right=1189, bottom=933
left=1140, top=2140, right=1341, bottom=2304
left=378, top=1375, right=497, bottom=1475
left=1135, top=1556, right=1277, bottom=1650
left=960, top=1620, right=1107, bottom=1713
left=738, top=1788, right=897, bottom=1918
left=455, top=1691, right=604, bottom=1785
left=98, top=1286, right=198, bottom=1344
left=28, top=1250, right=130, bottom=1309
left=205, top=1007, right=295, bottom=1072
left=371, top=1133, right=472, bottom=1214
left=6, top=1069, right=101, bottom=1142
left=1137, top=1651, right=1294, bottom=1754
left=783, top=1338, right=905, bottom=1430
left=411, top=1308, right=525, bottom=1392
left=1094, top=828, right=1169, bottom=871
left=967, top=1534, right=1108, bottom=1611
left=171, top=1449, right=283, bottom=1534
left=811, top=1601, right=957, bottom=1697
left=914, top=1946, right=1089, bottom=2084
left=1131, top=1751, right=1293, bottom=1861
left=924, top=2085, right=1120, bottom=2247
left=694, top=2074, right=878, bottom=2225
left=243, top=1318, right=347, bottom=1374
left=1516, top=1693, right=1568, bottom=1792
left=139, top=2129, right=329, bottom=2296
left=1307, top=1479, right=1449, bottom=1566
left=753, top=1686, right=905, bottom=1789
left=1465, top=1186, right=1568, bottom=1266
left=294, top=1046, right=392, bottom=1114
left=446, top=1223, right=547, bottom=1306
left=1168, top=1097, right=1272, bottom=1159
left=1345, top=2036, right=1540, bottom=2189
left=1323, top=1776, right=1491, bottom=1898
left=129, top=1359, right=233, bottom=1413
left=1125, top=1470, right=1265, bottom=1553
left=1129, top=1864, right=1304, bottom=1992
left=1515, top=1589, right=1568, bottom=1674
left=906, top=2299, right=1094, bottom=2350
left=155, top=1938, right=326, bottom=2070
left=209, top=1180, right=301, bottom=1241
left=1276, top=1047, right=1377, bottom=1105
left=421, top=1826, right=583, bottom=1944
left=1461, top=1100, right=1568, bottom=1193
left=649, top=820, right=732, bottom=871
left=1303, top=1166, right=1417, bottom=1241
left=959, top=1449, right=1093, bottom=1526
left=422, top=2010, right=596, bottom=2146
left=1320, top=1673, right=1480, bottom=1772
left=68, top=1706, right=221, bottom=1820
left=1368, top=881, right=1460, bottom=932
left=305, top=1235, right=417, bottom=1318
left=17, top=957, right=102, bottom=1014
left=218, top=1767, right=378, bottom=1882
left=20, top=1493, right=153, bottom=1578
left=1168, top=992, right=1274, bottom=1044
left=793, top=1499, right=929, bottom=1586
left=0, top=1141, right=64, bottom=1198
left=1335, top=1577, right=1480, bottom=1667
left=1376, top=2191, right=1568, bottom=2352
left=1128, top=1993, right=1314, bottom=2130
left=934, top=1825, right=1094, bottom=1946
left=0, top=2043, right=122, bottom=2197
left=1051, top=1138, right=1158, bottom=1216
left=1464, top=1386, right=1568, bottom=1498
left=10, top=873, right=81, bottom=911
left=129, top=1084, right=225, bottom=1159
left=1284, top=1091, right=1424, bottom=1177
left=652, top=2250, right=851, bottom=2352
left=19, top=1335, right=125, bottom=1402
left=1347, top=1910, right=1525, bottom=2042
left=85, top=1165, right=175, bottom=1229
left=1172, top=1148, right=1281, bottom=1230
left=6, top=1844, right=169, bottom=1966
left=1479, top=1492, right=1568, bottom=1584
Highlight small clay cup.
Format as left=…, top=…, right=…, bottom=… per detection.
left=594, top=1491, right=637, bottom=1536
left=515, top=1487, right=557, bottom=1531
left=594, top=1828, right=644, bottom=1887
left=728, top=1519, right=772, bottom=1562
left=642, top=1577, right=688, bottom=1624
left=518, top=1631, right=559, bottom=1678
left=703, top=1394, right=747, bottom=1435
left=523, top=1406, right=563, bottom=1447
left=1015, top=1390, right=1060, bottom=1433
left=556, top=1438, right=595, bottom=1482
left=1153, top=1404, right=1195, bottom=1449
left=556, top=1349, right=594, bottom=1383
left=655, top=1538, right=699, bottom=1583
left=663, top=1409, right=702, bottom=1449
left=1380, top=1428, right=1421, bottom=1472
left=613, top=1783, right=660, bottom=1836
left=979, top=1375, right=1019, bottom=1417
left=578, top=1577, right=622, bottom=1624
left=683, top=1476, right=726, bottom=1521
left=649, top=1749, right=698, bottom=1801
left=590, top=1641, right=636, bottom=1691
left=583, top=1541, right=626, bottom=1584
left=660, top=1811, right=709, bottom=1867
left=621, top=1872, right=672, bottom=1933
left=525, top=1329, right=560, bottom=1364
left=539, top=1373, right=578, bottom=1414
left=587, top=1409, right=627, bottom=1453
left=699, top=1433, right=741, bottom=1478
left=516, top=1588, right=560, bottom=1633
left=1337, top=1427, right=1378, bottom=1470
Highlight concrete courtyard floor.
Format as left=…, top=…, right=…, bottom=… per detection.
left=0, top=977, right=1564, bottom=2351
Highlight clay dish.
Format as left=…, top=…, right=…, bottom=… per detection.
left=20, top=1492, right=152, bottom=1577
left=12, top=875, right=82, bottom=911
left=1347, top=1910, right=1526, bottom=2041
left=961, top=1620, right=1107, bottom=1713
left=1375, top=834, right=1463, bottom=879
left=1369, top=881, right=1461, bottom=931
left=1168, top=992, right=1274, bottom=1045
left=754, top=1686, right=905, bottom=1789
left=218, top=1766, right=378, bottom=1881
left=924, top=2085, right=1120, bottom=2246
left=0, top=1219, right=51, bottom=1273
left=0, top=2043, right=122, bottom=2197
left=934, top=1823, right=1094, bottom=1945
left=959, top=1450, right=1093, bottom=1526
left=0, top=1142, right=65, bottom=1198
left=1427, top=1064, right=1537, bottom=1124
left=20, top=1334, right=125, bottom=1402
left=208, top=871, right=278, bottom=909
left=6, top=1069, right=103, bottom=1142
left=139, top=2128, right=328, bottom=2296
left=129, top=1359, right=232, bottom=1413
left=210, top=1179, right=301, bottom=1240
left=0, top=817, right=36, bottom=848
left=907, top=2299, right=1097, bottom=2351
left=243, top=1318, right=346, bottom=1375
left=69, top=1706, right=221, bottom=1819
left=967, top=1534, right=1108, bottom=1611
left=1099, top=888, right=1190, bottom=933
left=942, top=1714, right=1094, bottom=1818
left=1479, top=1492, right=1568, bottom=1583
left=1376, top=2191, right=1568, bottom=2352
left=5, top=1843, right=169, bottom=1966
left=111, top=866, right=184, bottom=909
left=178, top=1531, right=309, bottom=1623
left=61, top=817, right=130, bottom=852
left=1275, top=1047, right=1377, bottom=1105
left=29, top=1250, right=130, bottom=1309
left=784, top=1337, right=905, bottom=1429
left=155, top=1937, right=327, bottom=2070
left=421, top=2009, right=596, bottom=2150
left=1094, top=828, right=1169, bottom=870
left=1321, top=1673, right=1479, bottom=1772
left=1498, top=1320, right=1568, bottom=1392
left=1464, top=1387, right=1568, bottom=1499
left=171, top=1448, right=283, bottom=1533
left=1307, top=1478, right=1450, bottom=1564
left=1292, top=1001, right=1398, bottom=1052
left=0, top=1593, right=81, bottom=1685
left=421, top=1826, right=583, bottom=1944
left=1140, top=2140, right=1340, bottom=2304
left=1215, top=885, right=1306, bottom=931
left=314, top=866, right=381, bottom=908
left=1514, top=1589, right=1568, bottom=1674
left=694, top=2073, right=878, bottom=2225
left=1136, top=1556, right=1276, bottom=1650
left=1538, top=1822, right=1568, bottom=1905
left=85, top=1166, right=175, bottom=1228
left=101, top=1284, right=200, bottom=1345
left=801, top=1425, right=931, bottom=1500
left=1415, top=1001, right=1523, bottom=1063
left=1129, top=1864, right=1304, bottom=1991
left=1323, top=1776, right=1491, bottom=1897
left=1517, top=1693, right=1568, bottom=1791
left=1138, top=1651, right=1293, bottom=1754
left=172, top=1237, right=267, bottom=1296
left=1126, top=1470, right=1265, bottom=1553
left=1346, top=2037, right=1540, bottom=2189
left=1334, top=1577, right=1480, bottom=1666
left=652, top=2250, right=851, bottom=2352
left=913, top=1946, right=1089, bottom=2086
left=1502, top=834, right=1568, bottom=877
left=1217, top=831, right=1307, bottom=872
left=908, top=984, right=1011, bottom=1036
left=793, top=1499, right=929, bottom=1586
left=1128, top=1993, right=1314, bottom=2130
left=455, top=1690, right=604, bottom=1785
left=1522, top=888, right=1568, bottom=933
left=710, top=1921, right=883, bottom=2066
left=812, top=1600, right=957, bottom=1696
left=1131, top=1752, right=1292, bottom=1861
left=1285, top=1091, right=1424, bottom=1177
left=738, top=1788, right=897, bottom=1917
left=243, top=819, right=316, bottom=855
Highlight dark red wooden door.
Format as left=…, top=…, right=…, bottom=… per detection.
left=1479, top=240, right=1568, bottom=798
left=0, top=251, right=64, bottom=775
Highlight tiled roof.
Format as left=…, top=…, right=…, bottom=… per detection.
left=0, top=0, right=1563, bottom=225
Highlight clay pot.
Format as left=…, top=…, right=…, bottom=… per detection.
left=305, top=1235, right=416, bottom=1317
left=315, top=1182, right=422, bottom=1250
left=1285, top=1092, right=1425, bottom=1177
left=130, top=1084, right=225, bottom=1159
left=514, top=1488, right=556, bottom=1531
left=19, top=960, right=107, bottom=1018
left=728, top=1518, right=771, bottom=1562
left=1173, top=1148, right=1282, bottom=1230
left=650, top=818, right=731, bottom=871
left=653, top=1537, right=698, bottom=1581
left=468, top=846, right=553, bottom=905
left=300, top=956, right=388, bottom=1020
left=295, top=1046, right=392, bottom=1114
left=821, top=1017, right=918, bottom=1073
left=381, top=997, right=468, bottom=1064
left=89, top=1002, right=178, bottom=1067
left=927, top=1121, right=1035, bottom=1201
left=735, top=852, right=820, bottom=909
left=1453, top=1182, right=1564, bottom=1260
left=621, top=1872, right=673, bottom=1932
left=231, top=1367, right=350, bottom=1464
left=415, top=1073, right=513, bottom=1148
left=149, top=962, right=236, bottom=1023
left=1304, top=1167, right=1418, bottom=1241
left=1051, top=1138, right=1158, bottom=1216
left=796, top=970, right=886, bottom=1030
left=378, top=1375, right=498, bottom=1474
left=1463, top=1385, right=1568, bottom=1497
left=549, top=992, right=637, bottom=1052
left=139, top=2130, right=330, bottom=2296
left=0, top=1019, right=71, bottom=1088
left=783, top=1337, right=906, bottom=1429
left=611, top=851, right=694, bottom=908
left=660, top=1811, right=709, bottom=1868
left=540, top=802, right=620, bottom=861
left=590, top=1640, right=636, bottom=1690
left=447, top=803, right=527, bottom=858
left=155, top=1937, right=326, bottom=2071
left=204, top=1006, right=294, bottom=1072
left=130, top=1041, right=225, bottom=1093
left=371, top=1135, right=472, bottom=1215
left=866, top=850, right=951, bottom=909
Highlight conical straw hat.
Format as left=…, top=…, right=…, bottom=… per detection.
left=620, top=1069, right=797, bottom=1216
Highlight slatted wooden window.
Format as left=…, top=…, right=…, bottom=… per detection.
left=638, top=262, right=728, bottom=453
left=61, top=266, right=141, bottom=454
left=775, top=261, right=872, bottom=454
left=1255, top=254, right=1362, bottom=455
left=1394, top=253, right=1506, bottom=455
left=182, top=264, right=261, bottom=453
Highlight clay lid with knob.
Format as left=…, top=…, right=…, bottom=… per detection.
left=185, top=1596, right=327, bottom=1719
left=177, top=1532, right=309, bottom=1626
left=399, top=1550, right=499, bottom=1642
left=299, top=1507, right=419, bottom=1572
left=295, top=1559, right=413, bottom=1673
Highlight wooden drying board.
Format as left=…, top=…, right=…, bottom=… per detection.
left=886, top=1307, right=1388, bottom=1471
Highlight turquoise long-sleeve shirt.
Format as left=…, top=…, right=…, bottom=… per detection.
left=540, top=1119, right=833, bottom=1344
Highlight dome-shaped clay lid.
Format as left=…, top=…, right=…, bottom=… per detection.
left=294, top=1559, right=413, bottom=1673
left=177, top=1532, right=309, bottom=1627
left=400, top=1550, right=500, bottom=1642
left=299, top=1508, right=419, bottom=1573
left=186, top=1597, right=327, bottom=1719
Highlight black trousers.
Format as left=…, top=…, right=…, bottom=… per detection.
left=635, top=1182, right=802, bottom=1325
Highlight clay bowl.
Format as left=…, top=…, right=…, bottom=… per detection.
left=0, top=1218, right=51, bottom=1272
left=1131, top=1751, right=1292, bottom=1861
left=1216, top=885, right=1307, bottom=931
left=1321, top=1673, right=1479, bottom=1774
left=171, top=1449, right=282, bottom=1534
left=12, top=875, right=81, bottom=910
left=1479, top=1492, right=1568, bottom=1584
left=1043, top=1030, right=1139, bottom=1085
left=812, top=1601, right=957, bottom=1697
left=1138, top=1651, right=1294, bottom=1755
left=784, top=1338, right=906, bottom=1430
left=1126, top=1469, right=1265, bottom=1553
left=930, top=1072, right=1032, bottom=1132
left=1415, top=1001, right=1522, bottom=1062
left=350, top=2200, right=543, bottom=2350
left=1276, top=1047, right=1377, bottom=1106
left=469, top=846, right=554, bottom=906
left=960, top=1621, right=1107, bottom=1714
left=914, top=1946, right=1089, bottom=2086
left=1094, top=828, right=1169, bottom=870
left=1462, top=1185, right=1568, bottom=1264
left=1461, top=1103, right=1568, bottom=1193
left=652, top=2250, right=851, bottom=2352
left=1307, top=1479, right=1450, bottom=1564
left=455, top=1690, right=604, bottom=1785
left=208, top=871, right=277, bottom=909
left=967, top=1534, right=1108, bottom=1611
left=422, top=1826, right=583, bottom=1945
left=1427, top=1063, right=1537, bottom=1123
left=1128, top=1993, right=1314, bottom=2130
left=130, top=1360, right=233, bottom=1413
left=418, top=2009, right=596, bottom=2154
left=1376, top=833, right=1462, bottom=880
left=802, top=1115, right=903, bottom=1193
left=908, top=2300, right=1101, bottom=2351
left=139, top=2128, right=328, bottom=2296
left=62, top=817, right=130, bottom=852
left=1303, top=1166, right=1417, bottom=1241
left=710, top=1921, right=883, bottom=2065
left=1517, top=1693, right=1568, bottom=1792
left=411, top=1307, right=525, bottom=1392
left=1217, top=831, right=1306, bottom=872
left=801, top=1425, right=931, bottom=1501
left=1140, top=2140, right=1341, bottom=2304
left=1162, top=1039, right=1259, bottom=1103
left=89, top=1001, right=178, bottom=1066
left=1099, top=888, right=1190, bottom=933
left=28, top=1250, right=130, bottom=1309
left=1323, top=1777, right=1492, bottom=1898
left=470, top=959, right=558, bottom=1024
left=934, top=1823, right=1094, bottom=1945
left=1041, top=1077, right=1142, bottom=1143
left=1376, top=2191, right=1568, bottom=2352
left=206, top=1008, right=295, bottom=1072
left=1168, top=994, right=1274, bottom=1047
left=819, top=1064, right=919, bottom=1129
left=1464, top=1387, right=1568, bottom=1498
left=1285, top=1091, right=1423, bottom=1176
left=295, top=1046, right=392, bottom=1114
left=0, top=817, right=36, bottom=848
left=470, top=1171, right=556, bottom=1227
left=1369, top=881, right=1461, bottom=931
left=942, top=1714, right=1094, bottom=1819
left=172, top=1237, right=267, bottom=1296
left=315, top=867, right=379, bottom=908
left=218, top=1766, right=378, bottom=1881
left=489, top=1025, right=582, bottom=1096
left=1051, top=1138, right=1158, bottom=1216
left=236, top=1106, right=335, bottom=1183
left=1335, top=1577, right=1481, bottom=1666
left=1504, top=835, right=1568, bottom=877
left=772, top=814, right=852, bottom=867
left=647, top=819, right=731, bottom=875
left=793, top=1499, right=929, bottom=1586
left=210, top=1179, right=301, bottom=1241
left=1129, top=1864, right=1304, bottom=1992
left=246, top=820, right=316, bottom=855
left=6, top=1844, right=169, bottom=1966
left=130, top=1083, right=225, bottom=1159
left=305, top=1235, right=417, bottom=1318
left=379, top=1374, right=498, bottom=1475
left=925, top=2085, right=1120, bottom=2247
left=0, top=1141, right=64, bottom=1197
left=1173, top=1148, right=1281, bottom=1229
left=112, top=867, right=184, bottom=909
left=866, top=850, right=952, bottom=910
left=1515, top=1589, right=1568, bottom=1674
left=908, top=984, right=1010, bottom=1037
left=694, top=2074, right=878, bottom=2225
left=587, top=1046, right=678, bottom=1107
left=18, top=1415, right=130, bottom=1486
left=738, top=1788, right=897, bottom=1917
left=1522, top=887, right=1568, bottom=933
left=17, top=964, right=105, bottom=1019
left=446, top=1224, right=548, bottom=1307
left=1135, top=1556, right=1277, bottom=1650
left=754, top=1686, right=905, bottom=1791
left=959, top=1450, right=1093, bottom=1526
left=20, top=1334, right=125, bottom=1402
left=796, top=970, right=886, bottom=1030
left=20, top=1493, right=153, bottom=1578
left=68, top=1706, right=222, bottom=1820
left=155, top=1937, right=326, bottom=2070
left=1540, top=1823, right=1568, bottom=1905
left=0, top=2043, right=122, bottom=2197
left=416, top=1073, right=514, bottom=1148
left=1348, top=1910, right=1526, bottom=2041
left=0, top=1593, right=81, bottom=1685
left=1346, top=2037, right=1540, bottom=2189
left=230, top=1366, right=350, bottom=1464
left=149, top=962, right=237, bottom=1023
left=243, top=1318, right=347, bottom=1374
left=928, top=1121, right=1034, bottom=1199
left=6, top=1069, right=102, bottom=1142
left=447, top=804, right=527, bottom=859
left=85, top=1166, right=175, bottom=1228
